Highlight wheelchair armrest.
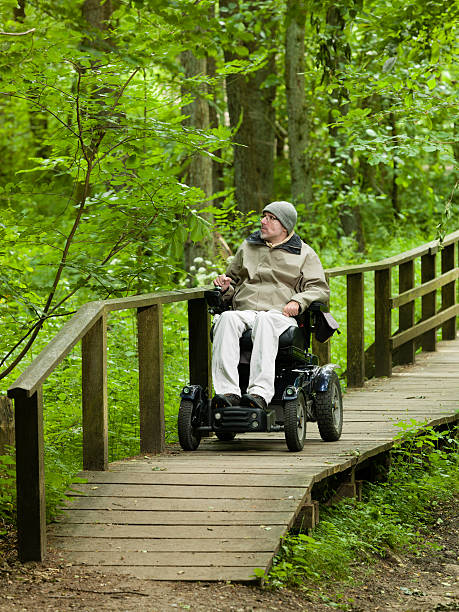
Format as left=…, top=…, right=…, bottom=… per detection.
left=308, top=301, right=326, bottom=312
left=294, top=301, right=325, bottom=328
left=204, top=287, right=231, bottom=315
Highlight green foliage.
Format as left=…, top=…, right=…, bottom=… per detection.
left=0, top=447, right=15, bottom=533
left=262, top=423, right=458, bottom=590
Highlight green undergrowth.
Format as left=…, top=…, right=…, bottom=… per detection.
left=258, top=422, right=458, bottom=593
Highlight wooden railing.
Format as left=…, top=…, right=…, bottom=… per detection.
left=7, top=230, right=459, bottom=562
left=322, top=229, right=459, bottom=386
left=8, top=289, right=211, bottom=562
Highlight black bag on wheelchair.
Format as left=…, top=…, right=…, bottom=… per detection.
left=313, top=310, right=340, bottom=343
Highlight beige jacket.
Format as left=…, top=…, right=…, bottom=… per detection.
left=224, top=231, right=329, bottom=313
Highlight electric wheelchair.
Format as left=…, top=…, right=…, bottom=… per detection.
left=178, top=288, right=343, bottom=452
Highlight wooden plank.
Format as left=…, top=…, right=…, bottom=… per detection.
left=8, top=302, right=105, bottom=397
left=49, top=537, right=275, bottom=552
left=347, top=272, right=365, bottom=387
left=49, top=523, right=287, bottom=539
left=326, top=232, right=459, bottom=278
left=391, top=268, right=459, bottom=308
left=56, top=510, right=293, bottom=525
left=72, top=565, right=259, bottom=581
left=77, top=472, right=313, bottom=487
left=13, top=387, right=46, bottom=562
left=59, top=497, right=299, bottom=512
left=82, top=312, right=108, bottom=471
left=137, top=304, right=164, bottom=454
left=58, top=550, right=272, bottom=567
left=68, top=484, right=306, bottom=499
left=104, top=287, right=206, bottom=312
left=103, top=465, right=349, bottom=475
left=421, top=252, right=437, bottom=352
left=391, top=304, right=459, bottom=349
left=375, top=267, right=392, bottom=377
left=441, top=244, right=457, bottom=340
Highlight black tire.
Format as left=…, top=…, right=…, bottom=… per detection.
left=315, top=370, right=343, bottom=441
left=284, top=393, right=306, bottom=452
left=215, top=431, right=236, bottom=441
left=178, top=400, right=202, bottom=451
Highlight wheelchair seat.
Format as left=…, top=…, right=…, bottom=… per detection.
left=239, top=323, right=309, bottom=363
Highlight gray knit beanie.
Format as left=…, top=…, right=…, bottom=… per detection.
left=263, top=201, right=297, bottom=234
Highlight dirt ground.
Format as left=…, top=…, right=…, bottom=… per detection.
left=0, top=498, right=457, bottom=612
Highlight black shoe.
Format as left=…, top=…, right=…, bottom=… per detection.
left=212, top=393, right=240, bottom=408
left=241, top=393, right=267, bottom=411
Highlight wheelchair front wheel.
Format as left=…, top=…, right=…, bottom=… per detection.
left=315, top=370, right=343, bottom=441
left=284, top=393, right=306, bottom=452
left=178, top=400, right=202, bottom=451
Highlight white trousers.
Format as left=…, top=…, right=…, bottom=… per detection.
left=211, top=310, right=297, bottom=404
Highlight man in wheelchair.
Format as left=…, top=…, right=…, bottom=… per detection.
left=179, top=200, right=343, bottom=452
left=212, top=200, right=329, bottom=411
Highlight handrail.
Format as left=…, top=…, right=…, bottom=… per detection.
left=326, top=229, right=459, bottom=277
left=6, top=230, right=459, bottom=564
left=318, top=229, right=458, bottom=386
left=8, top=288, right=206, bottom=398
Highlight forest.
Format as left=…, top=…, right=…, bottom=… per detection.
left=0, top=0, right=458, bottom=579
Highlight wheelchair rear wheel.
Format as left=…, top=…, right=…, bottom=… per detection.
left=315, top=370, right=343, bottom=441
left=284, top=393, right=306, bottom=452
left=178, top=400, right=202, bottom=451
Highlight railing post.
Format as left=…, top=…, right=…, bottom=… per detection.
left=137, top=304, right=165, bottom=454
left=13, top=386, right=46, bottom=561
left=397, top=260, right=415, bottom=364
left=375, top=267, right=392, bottom=377
left=188, top=298, right=211, bottom=392
left=347, top=272, right=365, bottom=387
left=82, top=312, right=108, bottom=471
left=421, top=252, right=437, bottom=351
left=312, top=273, right=331, bottom=365
left=441, top=243, right=457, bottom=340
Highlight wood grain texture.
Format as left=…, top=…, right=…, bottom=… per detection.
left=50, top=335, right=459, bottom=582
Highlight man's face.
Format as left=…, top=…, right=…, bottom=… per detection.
left=260, top=212, right=288, bottom=243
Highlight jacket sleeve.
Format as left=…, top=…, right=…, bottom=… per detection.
left=221, top=246, right=244, bottom=302
left=290, top=246, right=330, bottom=312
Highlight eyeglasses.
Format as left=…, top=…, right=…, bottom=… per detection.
left=260, top=213, right=279, bottom=223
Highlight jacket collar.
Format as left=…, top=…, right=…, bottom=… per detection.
left=246, top=230, right=302, bottom=254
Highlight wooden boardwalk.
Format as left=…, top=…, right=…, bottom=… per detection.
left=49, top=336, right=459, bottom=581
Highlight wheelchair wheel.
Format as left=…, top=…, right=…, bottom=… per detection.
left=284, top=393, right=306, bottom=452
left=215, top=431, right=236, bottom=441
left=315, top=370, right=343, bottom=441
left=178, top=400, right=202, bottom=451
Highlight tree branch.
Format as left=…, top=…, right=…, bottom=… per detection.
left=0, top=28, right=35, bottom=36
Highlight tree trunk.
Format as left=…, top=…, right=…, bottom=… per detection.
left=221, top=0, right=277, bottom=214
left=13, top=0, right=49, bottom=158
left=285, top=0, right=312, bottom=209
left=82, top=0, right=113, bottom=34
left=180, top=50, right=214, bottom=276
left=325, top=5, right=365, bottom=251
left=0, top=396, right=14, bottom=454
left=390, top=110, right=399, bottom=217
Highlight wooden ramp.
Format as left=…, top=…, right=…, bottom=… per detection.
left=49, top=337, right=459, bottom=581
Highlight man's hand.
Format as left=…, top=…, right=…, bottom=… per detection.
left=214, top=274, right=232, bottom=291
left=283, top=300, right=300, bottom=317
